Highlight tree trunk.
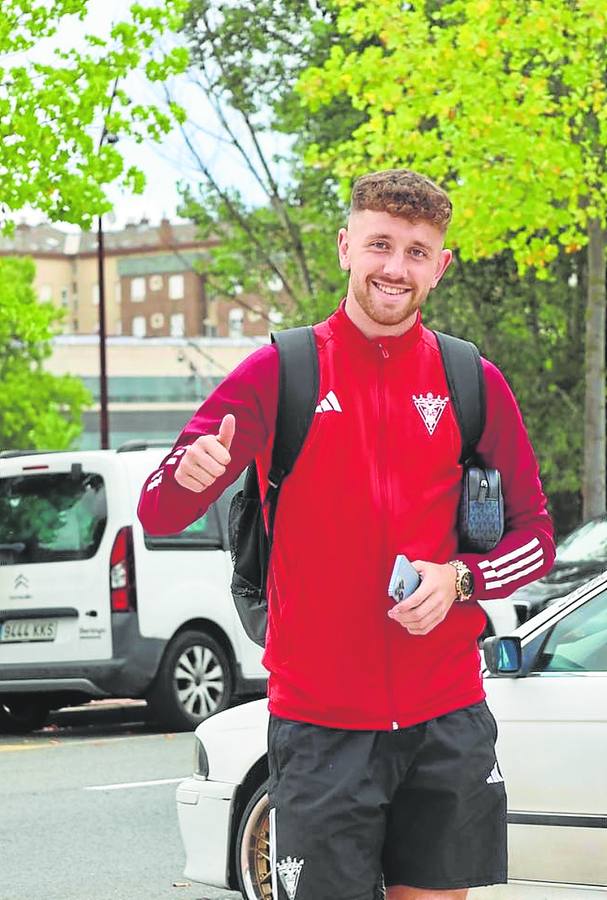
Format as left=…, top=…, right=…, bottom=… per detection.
left=582, top=218, right=606, bottom=519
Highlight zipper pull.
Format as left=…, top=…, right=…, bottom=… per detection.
left=378, top=343, right=389, bottom=359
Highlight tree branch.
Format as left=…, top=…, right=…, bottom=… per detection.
left=165, top=90, right=298, bottom=301
left=198, top=9, right=315, bottom=298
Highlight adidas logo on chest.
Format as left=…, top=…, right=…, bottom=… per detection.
left=315, top=390, right=342, bottom=413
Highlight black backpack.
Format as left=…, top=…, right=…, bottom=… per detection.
left=228, top=326, right=498, bottom=647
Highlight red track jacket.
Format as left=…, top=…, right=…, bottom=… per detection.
left=138, top=304, right=555, bottom=729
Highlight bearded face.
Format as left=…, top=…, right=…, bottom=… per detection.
left=337, top=210, right=452, bottom=336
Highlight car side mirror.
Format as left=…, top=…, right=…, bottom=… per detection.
left=483, top=636, right=522, bottom=676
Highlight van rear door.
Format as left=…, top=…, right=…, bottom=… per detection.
left=0, top=455, right=115, bottom=664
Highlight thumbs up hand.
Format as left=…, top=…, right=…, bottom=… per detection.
left=174, top=414, right=236, bottom=493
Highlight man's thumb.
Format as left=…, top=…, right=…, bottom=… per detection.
left=217, top=414, right=236, bottom=450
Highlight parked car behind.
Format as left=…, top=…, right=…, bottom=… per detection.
left=176, top=574, right=607, bottom=899
left=0, top=445, right=266, bottom=733
left=511, top=514, right=607, bottom=622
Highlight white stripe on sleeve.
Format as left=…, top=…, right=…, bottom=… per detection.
left=478, top=537, right=540, bottom=571
left=485, top=559, right=545, bottom=590
left=483, top=547, right=544, bottom=580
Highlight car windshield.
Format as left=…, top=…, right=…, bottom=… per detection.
left=0, top=472, right=107, bottom=564
left=556, top=517, right=607, bottom=564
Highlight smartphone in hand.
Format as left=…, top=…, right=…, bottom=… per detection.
left=388, top=554, right=421, bottom=603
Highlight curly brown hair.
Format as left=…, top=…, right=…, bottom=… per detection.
left=351, top=169, right=452, bottom=232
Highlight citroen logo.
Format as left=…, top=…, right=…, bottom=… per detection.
left=14, top=574, right=29, bottom=590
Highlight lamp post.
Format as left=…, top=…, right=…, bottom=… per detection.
left=97, top=128, right=118, bottom=450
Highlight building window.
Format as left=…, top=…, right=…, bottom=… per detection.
left=203, top=323, right=218, bottom=338
left=170, top=313, right=185, bottom=337
left=60, top=288, right=69, bottom=307
left=115, top=322, right=122, bottom=336
left=150, top=312, right=165, bottom=330
left=132, top=316, right=146, bottom=338
left=72, top=318, right=79, bottom=331
left=168, top=274, right=184, bottom=300
left=91, top=283, right=99, bottom=306
left=40, top=284, right=52, bottom=302
left=115, top=281, right=121, bottom=304
left=150, top=274, right=163, bottom=291
left=131, top=277, right=145, bottom=302
left=229, top=308, right=244, bottom=338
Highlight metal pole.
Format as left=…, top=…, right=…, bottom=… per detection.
left=95, top=82, right=119, bottom=451
left=97, top=213, right=109, bottom=449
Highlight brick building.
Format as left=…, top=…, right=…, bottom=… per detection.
left=0, top=218, right=271, bottom=340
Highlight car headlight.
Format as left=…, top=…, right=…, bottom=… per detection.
left=194, top=736, right=209, bottom=778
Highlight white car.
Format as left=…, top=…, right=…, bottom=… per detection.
left=176, top=575, right=607, bottom=899
left=0, top=445, right=266, bottom=733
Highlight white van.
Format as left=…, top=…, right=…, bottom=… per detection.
left=0, top=444, right=266, bottom=734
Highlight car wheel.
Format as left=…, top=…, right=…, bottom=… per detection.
left=236, top=783, right=273, bottom=900
left=0, top=696, right=50, bottom=734
left=146, top=629, right=234, bottom=732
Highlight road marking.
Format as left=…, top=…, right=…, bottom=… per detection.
left=0, top=731, right=187, bottom=753
left=0, top=744, right=46, bottom=753
left=85, top=777, right=188, bottom=791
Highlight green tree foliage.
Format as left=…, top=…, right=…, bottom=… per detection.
left=0, top=257, right=91, bottom=450
left=298, top=0, right=607, bottom=520
left=0, top=0, right=189, bottom=229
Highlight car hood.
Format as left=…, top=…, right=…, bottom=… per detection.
left=193, top=698, right=270, bottom=784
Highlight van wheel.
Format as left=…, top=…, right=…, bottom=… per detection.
left=146, top=629, right=234, bottom=732
left=0, top=697, right=50, bottom=734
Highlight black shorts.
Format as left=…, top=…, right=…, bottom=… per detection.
left=267, top=701, right=507, bottom=900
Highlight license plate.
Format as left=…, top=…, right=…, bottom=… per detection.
left=0, top=618, right=58, bottom=643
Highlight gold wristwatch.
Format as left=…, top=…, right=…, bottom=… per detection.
left=448, top=560, right=474, bottom=602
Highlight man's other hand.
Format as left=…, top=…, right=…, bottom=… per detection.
left=387, top=561, right=458, bottom=635
left=174, top=414, right=235, bottom=493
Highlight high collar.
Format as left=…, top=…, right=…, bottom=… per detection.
left=326, top=299, right=424, bottom=356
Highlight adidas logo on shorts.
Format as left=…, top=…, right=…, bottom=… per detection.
left=486, top=762, right=504, bottom=784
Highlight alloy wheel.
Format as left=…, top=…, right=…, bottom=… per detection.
left=240, top=790, right=273, bottom=899
left=174, top=644, right=225, bottom=718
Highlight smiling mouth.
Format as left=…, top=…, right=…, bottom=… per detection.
left=372, top=281, right=411, bottom=296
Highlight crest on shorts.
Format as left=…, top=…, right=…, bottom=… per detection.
left=277, top=856, right=304, bottom=900
left=412, top=392, right=449, bottom=435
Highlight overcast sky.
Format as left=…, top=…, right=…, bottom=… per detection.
left=19, top=0, right=288, bottom=232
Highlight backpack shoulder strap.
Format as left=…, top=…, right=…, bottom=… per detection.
left=434, top=331, right=486, bottom=464
left=269, top=325, right=319, bottom=488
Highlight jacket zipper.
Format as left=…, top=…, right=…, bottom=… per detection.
left=377, top=343, right=398, bottom=731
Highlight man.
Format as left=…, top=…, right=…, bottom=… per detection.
left=139, top=169, right=555, bottom=900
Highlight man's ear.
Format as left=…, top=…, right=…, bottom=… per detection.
left=432, top=248, right=453, bottom=288
left=337, top=227, right=350, bottom=271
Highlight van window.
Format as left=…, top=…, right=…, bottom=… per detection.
left=0, top=472, right=107, bottom=564
left=144, top=507, right=222, bottom=550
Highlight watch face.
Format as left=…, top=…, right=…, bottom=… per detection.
left=461, top=571, right=473, bottom=596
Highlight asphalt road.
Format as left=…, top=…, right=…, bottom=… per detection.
left=0, top=702, right=241, bottom=900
